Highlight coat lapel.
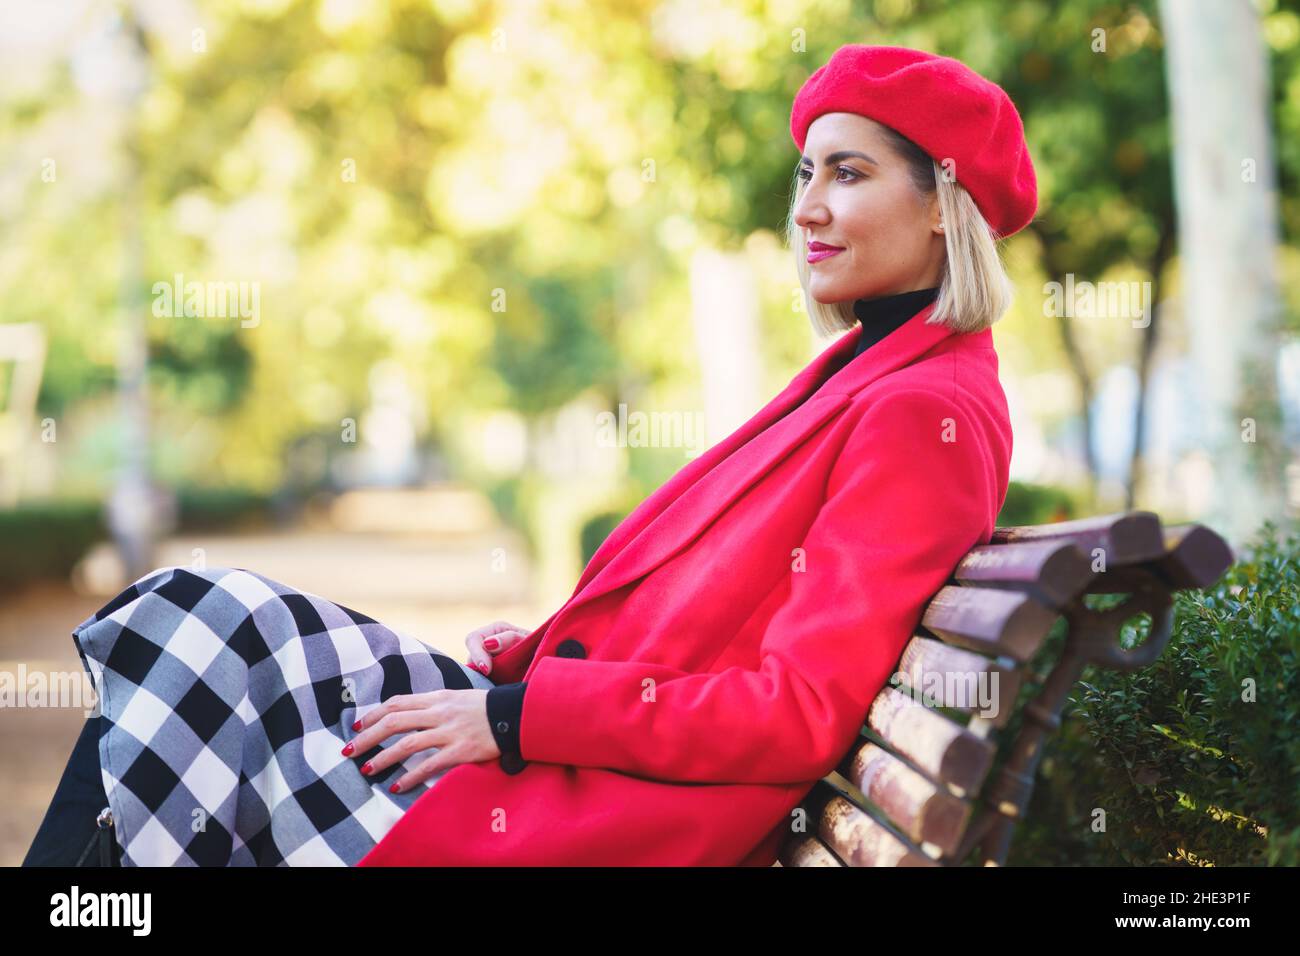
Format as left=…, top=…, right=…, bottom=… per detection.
left=561, top=304, right=966, bottom=617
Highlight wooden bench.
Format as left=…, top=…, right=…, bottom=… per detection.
left=777, top=510, right=1234, bottom=867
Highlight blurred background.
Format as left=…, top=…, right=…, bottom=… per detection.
left=3, top=0, right=1299, bottom=866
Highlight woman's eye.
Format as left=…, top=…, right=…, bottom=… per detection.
left=797, top=166, right=859, bottom=183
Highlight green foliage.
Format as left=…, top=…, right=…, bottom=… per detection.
left=4, top=0, right=1299, bottom=606
left=482, top=475, right=526, bottom=554
left=149, top=321, right=254, bottom=414
left=1010, top=519, right=1300, bottom=865
left=996, top=480, right=1080, bottom=527
left=0, top=488, right=279, bottom=588
left=174, top=486, right=277, bottom=531
left=0, top=500, right=106, bottom=588
left=490, top=272, right=621, bottom=415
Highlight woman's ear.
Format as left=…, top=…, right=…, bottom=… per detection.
left=928, top=193, right=945, bottom=237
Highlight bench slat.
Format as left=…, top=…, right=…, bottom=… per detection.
left=838, top=738, right=974, bottom=859
left=1086, top=523, right=1235, bottom=593
left=952, top=539, right=1094, bottom=607
left=921, top=585, right=1059, bottom=662
left=1157, top=524, right=1234, bottom=586
left=990, top=510, right=1165, bottom=566
left=777, top=835, right=843, bottom=867
left=805, top=780, right=939, bottom=866
left=865, top=685, right=996, bottom=796
left=894, top=635, right=1022, bottom=728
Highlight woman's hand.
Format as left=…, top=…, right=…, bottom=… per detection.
left=464, top=619, right=530, bottom=676
left=343, top=689, right=498, bottom=793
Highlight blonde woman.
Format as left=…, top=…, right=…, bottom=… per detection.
left=26, top=44, right=1035, bottom=867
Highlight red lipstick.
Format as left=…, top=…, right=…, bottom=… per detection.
left=807, top=240, right=844, bottom=264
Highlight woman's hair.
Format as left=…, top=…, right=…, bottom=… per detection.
left=784, top=122, right=1015, bottom=338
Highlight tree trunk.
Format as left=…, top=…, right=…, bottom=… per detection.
left=1052, top=306, right=1098, bottom=506
left=1125, top=216, right=1176, bottom=510
left=1159, top=0, right=1290, bottom=549
left=108, top=11, right=157, bottom=581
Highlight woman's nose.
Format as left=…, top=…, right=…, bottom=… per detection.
left=793, top=185, right=827, bottom=230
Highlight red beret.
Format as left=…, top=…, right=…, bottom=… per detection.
left=790, top=45, right=1037, bottom=238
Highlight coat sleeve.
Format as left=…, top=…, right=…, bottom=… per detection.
left=516, top=388, right=999, bottom=785
left=483, top=608, right=561, bottom=685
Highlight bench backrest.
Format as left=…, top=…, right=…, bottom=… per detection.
left=777, top=510, right=1234, bottom=867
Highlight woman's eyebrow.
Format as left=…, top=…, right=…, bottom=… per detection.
left=799, top=150, right=880, bottom=167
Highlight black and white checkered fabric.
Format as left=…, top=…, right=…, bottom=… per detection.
left=71, top=564, right=493, bottom=866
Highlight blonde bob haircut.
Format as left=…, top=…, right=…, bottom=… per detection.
left=785, top=122, right=1015, bottom=339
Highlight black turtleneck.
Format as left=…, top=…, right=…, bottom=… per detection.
left=488, top=284, right=942, bottom=777
left=851, top=286, right=940, bottom=359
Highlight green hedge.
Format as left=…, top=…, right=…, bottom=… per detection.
left=1009, top=519, right=1300, bottom=866
left=0, top=498, right=105, bottom=588
left=0, top=487, right=278, bottom=587
left=996, top=480, right=1080, bottom=527
left=174, top=487, right=277, bottom=531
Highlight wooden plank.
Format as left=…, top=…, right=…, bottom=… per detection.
left=952, top=539, right=1094, bottom=607
left=991, top=511, right=1165, bottom=567
left=805, top=781, right=939, bottom=867
left=1087, top=523, right=1235, bottom=593
left=894, top=635, right=1022, bottom=728
left=838, top=738, right=974, bottom=859
left=921, top=585, right=1059, bottom=662
left=1157, top=524, right=1234, bottom=586
left=777, top=835, right=843, bottom=867
left=865, top=685, right=996, bottom=797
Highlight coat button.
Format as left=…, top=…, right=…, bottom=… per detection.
left=499, top=751, right=527, bottom=775
left=556, top=638, right=586, bottom=659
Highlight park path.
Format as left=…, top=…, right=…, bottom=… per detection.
left=0, top=486, right=554, bottom=866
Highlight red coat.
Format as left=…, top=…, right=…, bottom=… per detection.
left=358, top=304, right=1012, bottom=867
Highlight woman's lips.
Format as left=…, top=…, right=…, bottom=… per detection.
left=807, top=242, right=844, bottom=264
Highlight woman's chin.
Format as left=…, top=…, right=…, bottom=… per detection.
left=807, top=282, right=847, bottom=306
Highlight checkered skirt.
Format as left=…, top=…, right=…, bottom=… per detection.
left=71, top=564, right=494, bottom=866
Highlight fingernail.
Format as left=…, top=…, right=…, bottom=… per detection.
left=352, top=720, right=362, bottom=731
left=484, top=638, right=499, bottom=650
left=389, top=782, right=401, bottom=794
left=341, top=742, right=354, bottom=756
left=361, top=761, right=373, bottom=774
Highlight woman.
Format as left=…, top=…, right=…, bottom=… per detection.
left=25, top=43, right=1035, bottom=867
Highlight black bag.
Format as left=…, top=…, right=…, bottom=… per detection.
left=73, top=807, right=121, bottom=867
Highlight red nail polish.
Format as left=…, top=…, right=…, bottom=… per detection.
left=341, top=742, right=354, bottom=756
left=361, top=761, right=373, bottom=774
left=389, top=782, right=401, bottom=794
left=484, top=638, right=499, bottom=650
left=352, top=720, right=362, bottom=731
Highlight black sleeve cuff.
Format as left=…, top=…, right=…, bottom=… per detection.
left=486, top=681, right=528, bottom=775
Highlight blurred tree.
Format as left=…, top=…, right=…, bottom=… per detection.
left=1161, top=0, right=1288, bottom=549
left=3, top=0, right=1297, bottom=567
